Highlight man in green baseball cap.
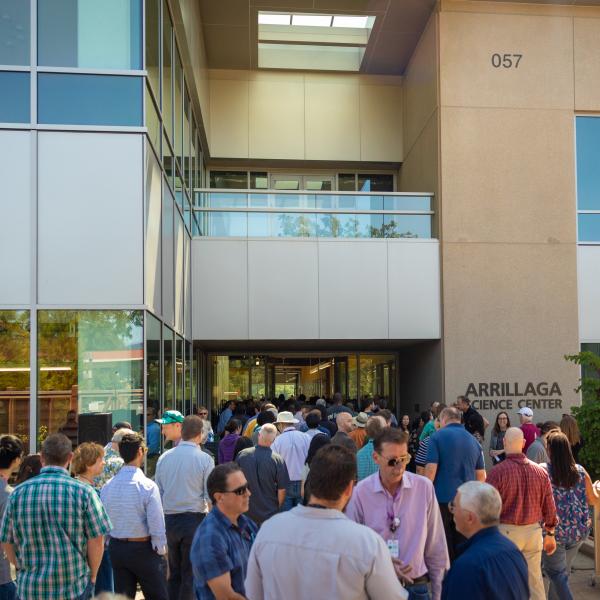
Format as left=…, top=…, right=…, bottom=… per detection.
left=157, top=410, right=184, bottom=448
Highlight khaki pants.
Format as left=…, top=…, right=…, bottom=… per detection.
left=499, top=523, right=544, bottom=600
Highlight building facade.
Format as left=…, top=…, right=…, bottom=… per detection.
left=1, top=0, right=599, bottom=453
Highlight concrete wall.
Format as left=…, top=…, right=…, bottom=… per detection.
left=192, top=239, right=440, bottom=341
left=207, top=70, right=403, bottom=162
left=438, top=1, right=583, bottom=428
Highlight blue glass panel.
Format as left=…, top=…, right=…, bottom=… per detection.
left=38, top=0, right=142, bottom=69
left=576, top=117, right=600, bottom=211
left=383, top=215, right=431, bottom=238
left=0, top=72, right=29, bottom=123
left=248, top=193, right=269, bottom=208
left=248, top=213, right=316, bottom=237
left=383, top=196, right=431, bottom=211
left=578, top=214, right=600, bottom=242
left=0, top=1, right=30, bottom=65
left=38, top=74, right=142, bottom=125
left=273, top=194, right=315, bottom=209
left=208, top=193, right=247, bottom=208
left=206, top=212, right=247, bottom=237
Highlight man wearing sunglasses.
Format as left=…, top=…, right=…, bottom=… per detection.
left=191, top=463, right=257, bottom=600
left=346, top=428, right=449, bottom=600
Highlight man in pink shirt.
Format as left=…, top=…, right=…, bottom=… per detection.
left=517, top=407, right=540, bottom=453
left=346, top=428, right=449, bottom=600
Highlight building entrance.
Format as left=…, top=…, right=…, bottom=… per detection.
left=208, top=352, right=397, bottom=415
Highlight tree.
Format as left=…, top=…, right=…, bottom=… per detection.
left=564, top=350, right=600, bottom=479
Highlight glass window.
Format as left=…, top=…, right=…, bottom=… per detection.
left=210, top=171, right=247, bottom=189
left=163, top=131, right=174, bottom=189
left=248, top=213, right=316, bottom=237
left=183, top=91, right=191, bottom=191
left=145, top=0, right=160, bottom=96
left=146, top=84, right=161, bottom=154
left=145, top=312, right=161, bottom=475
left=0, top=1, right=30, bottom=65
left=359, top=354, right=396, bottom=413
left=0, top=72, right=30, bottom=123
left=250, top=172, right=268, bottom=189
left=358, top=174, right=394, bottom=192
left=163, top=324, right=173, bottom=411
left=38, top=0, right=142, bottom=69
left=576, top=117, right=600, bottom=211
left=211, top=356, right=249, bottom=406
left=383, top=196, right=431, bottom=211
left=37, top=310, right=144, bottom=449
left=0, top=311, right=30, bottom=447
left=383, top=214, right=431, bottom=238
left=203, top=212, right=247, bottom=237
left=578, top=214, right=600, bottom=242
left=38, top=73, right=143, bottom=126
left=175, top=335, right=183, bottom=413
left=162, top=4, right=173, bottom=142
left=338, top=174, right=356, bottom=191
left=185, top=340, right=192, bottom=411
left=174, top=51, right=183, bottom=166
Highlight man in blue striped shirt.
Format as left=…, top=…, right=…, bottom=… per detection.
left=101, top=432, right=168, bottom=600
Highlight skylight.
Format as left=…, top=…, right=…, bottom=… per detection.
left=291, top=14, right=333, bottom=27
left=258, top=12, right=373, bottom=30
left=258, top=13, right=291, bottom=26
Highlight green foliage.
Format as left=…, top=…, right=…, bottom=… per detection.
left=565, top=350, right=600, bottom=480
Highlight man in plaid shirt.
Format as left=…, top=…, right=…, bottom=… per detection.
left=0, top=433, right=112, bottom=600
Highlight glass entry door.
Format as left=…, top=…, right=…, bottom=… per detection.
left=270, top=174, right=335, bottom=191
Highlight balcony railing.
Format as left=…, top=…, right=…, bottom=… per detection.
left=192, top=190, right=434, bottom=239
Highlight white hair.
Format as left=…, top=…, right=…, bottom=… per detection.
left=111, top=428, right=135, bottom=443
left=258, top=423, right=277, bottom=444
left=457, top=481, right=502, bottom=526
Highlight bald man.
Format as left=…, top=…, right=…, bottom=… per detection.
left=331, top=413, right=358, bottom=454
left=487, top=427, right=557, bottom=600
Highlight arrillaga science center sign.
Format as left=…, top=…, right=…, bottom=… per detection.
left=465, top=382, right=563, bottom=411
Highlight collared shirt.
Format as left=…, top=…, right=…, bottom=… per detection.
left=217, top=408, right=233, bottom=435
left=487, top=454, right=557, bottom=528
left=525, top=438, right=548, bottom=464
left=100, top=465, right=167, bottom=553
left=0, top=466, right=111, bottom=600
left=441, top=526, right=529, bottom=600
left=94, top=446, right=124, bottom=488
left=306, top=428, right=328, bottom=440
left=271, top=427, right=310, bottom=481
left=356, top=439, right=379, bottom=481
left=0, top=478, right=14, bottom=585
left=191, top=506, right=258, bottom=600
left=146, top=421, right=161, bottom=455
left=425, top=423, right=485, bottom=503
left=419, top=419, right=436, bottom=441
left=245, top=505, right=408, bottom=600
left=349, top=427, right=367, bottom=450
left=155, top=441, right=214, bottom=514
left=346, top=471, right=449, bottom=600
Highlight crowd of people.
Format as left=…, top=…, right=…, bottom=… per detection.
left=0, top=394, right=597, bottom=600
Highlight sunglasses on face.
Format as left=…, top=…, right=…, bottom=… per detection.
left=221, top=483, right=250, bottom=496
left=379, top=453, right=411, bottom=468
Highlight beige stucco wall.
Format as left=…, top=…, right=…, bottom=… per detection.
left=207, top=70, right=403, bottom=162
left=438, top=1, right=582, bottom=429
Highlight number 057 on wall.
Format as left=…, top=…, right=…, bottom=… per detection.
left=491, top=53, right=523, bottom=68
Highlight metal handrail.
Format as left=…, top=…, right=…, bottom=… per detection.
left=194, top=207, right=433, bottom=214
left=193, top=188, right=434, bottom=196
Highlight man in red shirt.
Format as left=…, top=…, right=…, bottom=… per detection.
left=517, top=407, right=540, bottom=452
left=487, top=427, right=557, bottom=600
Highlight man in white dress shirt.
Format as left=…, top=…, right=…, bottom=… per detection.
left=271, top=411, right=310, bottom=511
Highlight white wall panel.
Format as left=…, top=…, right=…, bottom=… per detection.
left=248, top=241, right=319, bottom=339
left=162, top=185, right=175, bottom=326
left=578, top=245, right=600, bottom=342
left=174, top=213, right=185, bottom=333
left=388, top=241, right=440, bottom=339
left=318, top=241, right=388, bottom=339
left=0, top=131, right=31, bottom=306
left=184, top=233, right=191, bottom=338
left=145, top=147, right=162, bottom=315
left=192, top=240, right=248, bottom=339
left=38, top=132, right=143, bottom=305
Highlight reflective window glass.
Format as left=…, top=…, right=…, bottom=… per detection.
left=146, top=84, right=161, bottom=153
left=209, top=171, right=247, bottom=189
left=382, top=214, right=431, bottom=238
left=578, top=214, right=600, bottom=242
left=185, top=340, right=192, bottom=409
left=145, top=0, right=160, bottom=96
left=163, top=325, right=174, bottom=411
left=38, top=73, right=142, bottom=126
left=163, top=131, right=174, bottom=189
left=0, top=72, right=30, bottom=123
left=338, top=174, right=356, bottom=191
left=207, top=193, right=247, bottom=209
left=383, top=196, right=431, bottom=211
left=248, top=213, right=316, bottom=237
left=0, top=1, right=30, bottom=65
left=0, top=311, right=30, bottom=447
left=183, top=91, right=191, bottom=190
left=174, top=52, right=183, bottom=166
left=250, top=172, right=268, bottom=189
left=38, top=0, right=142, bottom=69
left=576, top=117, right=600, bottom=211
left=175, top=335, right=183, bottom=414
left=162, top=4, right=173, bottom=142
left=358, top=174, right=394, bottom=192
left=203, top=212, right=247, bottom=237
left=37, top=310, right=144, bottom=449
left=145, top=312, right=161, bottom=475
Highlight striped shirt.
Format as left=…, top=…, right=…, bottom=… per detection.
left=100, top=466, right=167, bottom=553
left=0, top=466, right=111, bottom=600
left=357, top=440, right=379, bottom=481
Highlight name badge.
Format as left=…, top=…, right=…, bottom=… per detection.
left=387, top=539, right=399, bottom=559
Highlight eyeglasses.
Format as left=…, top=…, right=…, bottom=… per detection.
left=221, top=483, right=250, bottom=496
left=379, top=453, right=411, bottom=468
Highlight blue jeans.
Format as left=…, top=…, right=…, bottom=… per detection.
left=542, top=539, right=584, bottom=600
left=94, top=547, right=114, bottom=594
left=282, top=480, right=302, bottom=512
left=406, top=583, right=431, bottom=600
left=77, top=580, right=94, bottom=600
left=0, top=581, right=16, bottom=600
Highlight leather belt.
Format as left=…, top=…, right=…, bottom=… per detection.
left=113, top=536, right=150, bottom=543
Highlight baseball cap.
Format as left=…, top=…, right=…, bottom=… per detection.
left=517, top=407, right=533, bottom=418
left=156, top=410, right=184, bottom=424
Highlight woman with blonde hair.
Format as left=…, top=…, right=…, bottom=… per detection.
left=560, top=414, right=583, bottom=462
left=71, top=443, right=113, bottom=594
